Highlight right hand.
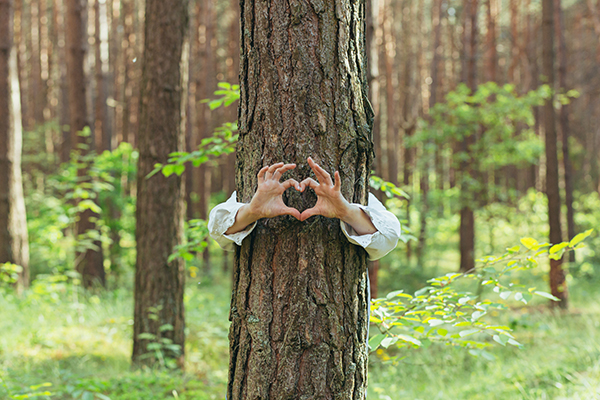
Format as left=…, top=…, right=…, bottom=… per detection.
left=248, top=162, right=302, bottom=220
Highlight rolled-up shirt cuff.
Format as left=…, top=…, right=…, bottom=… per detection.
left=339, top=196, right=400, bottom=260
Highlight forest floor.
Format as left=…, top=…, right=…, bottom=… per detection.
left=1, top=270, right=599, bottom=400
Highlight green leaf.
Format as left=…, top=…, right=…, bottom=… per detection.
left=397, top=334, right=422, bottom=346
left=137, top=333, right=156, bottom=340
left=493, top=334, right=509, bottom=346
left=534, top=291, right=561, bottom=301
left=507, top=338, right=523, bottom=347
left=454, top=321, right=471, bottom=327
left=29, top=383, right=52, bottom=390
left=428, top=319, right=444, bottom=327
left=549, top=242, right=569, bottom=254
left=459, top=329, right=479, bottom=337
left=381, top=336, right=398, bottom=348
left=173, top=164, right=185, bottom=176
left=569, top=229, right=594, bottom=247
left=78, top=200, right=102, bottom=214
left=208, top=99, right=224, bottom=110
left=368, top=334, right=385, bottom=351
left=162, top=164, right=176, bottom=177
left=386, top=290, right=405, bottom=300
left=520, top=237, right=538, bottom=249
left=506, top=245, right=520, bottom=253
left=499, top=291, right=512, bottom=300
left=159, top=324, right=174, bottom=332
left=437, top=328, right=448, bottom=337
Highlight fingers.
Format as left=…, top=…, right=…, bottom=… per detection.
left=281, top=178, right=301, bottom=191
left=273, top=163, right=296, bottom=181
left=282, top=206, right=301, bottom=220
left=300, top=177, right=319, bottom=192
left=257, top=165, right=269, bottom=183
left=300, top=207, right=319, bottom=221
left=334, top=171, right=341, bottom=191
left=307, top=157, right=333, bottom=186
left=264, top=162, right=284, bottom=180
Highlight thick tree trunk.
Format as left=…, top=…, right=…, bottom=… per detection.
left=0, top=0, right=30, bottom=290
left=228, top=0, right=373, bottom=398
left=132, top=0, right=187, bottom=367
left=542, top=0, right=567, bottom=308
left=66, top=0, right=105, bottom=287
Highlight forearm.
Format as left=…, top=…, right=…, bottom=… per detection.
left=340, top=204, right=377, bottom=236
left=225, top=204, right=260, bottom=234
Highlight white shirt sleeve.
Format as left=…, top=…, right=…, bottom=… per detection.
left=339, top=193, right=401, bottom=261
left=209, top=191, right=401, bottom=260
left=207, top=191, right=257, bottom=252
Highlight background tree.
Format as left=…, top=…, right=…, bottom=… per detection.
left=542, top=0, right=567, bottom=308
left=66, top=0, right=105, bottom=287
left=131, top=0, right=187, bottom=367
left=228, top=0, right=373, bottom=397
left=458, top=0, right=479, bottom=272
left=0, top=0, right=30, bottom=290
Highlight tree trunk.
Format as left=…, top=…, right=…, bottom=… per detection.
left=485, top=0, right=498, bottom=83
left=66, top=0, right=105, bottom=287
left=132, top=0, right=187, bottom=367
left=459, top=0, right=478, bottom=272
left=93, top=0, right=109, bottom=152
left=228, top=0, right=373, bottom=397
left=0, top=0, right=30, bottom=290
left=542, top=0, right=567, bottom=308
left=555, top=0, right=575, bottom=262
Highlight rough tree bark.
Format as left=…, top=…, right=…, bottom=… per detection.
left=132, top=0, right=187, bottom=366
left=228, top=0, right=374, bottom=398
left=542, top=0, right=567, bottom=308
left=0, top=0, right=30, bottom=290
left=66, top=0, right=105, bottom=287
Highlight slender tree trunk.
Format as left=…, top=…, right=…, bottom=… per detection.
left=555, top=0, right=576, bottom=262
left=485, top=0, right=498, bottom=83
left=66, top=0, right=105, bottom=287
left=542, top=0, right=567, bottom=308
left=526, top=0, right=541, bottom=191
left=132, top=0, right=187, bottom=367
left=459, top=0, right=478, bottom=272
left=0, top=0, right=30, bottom=290
left=94, top=0, right=108, bottom=152
left=382, top=0, right=397, bottom=185
left=228, top=0, right=373, bottom=397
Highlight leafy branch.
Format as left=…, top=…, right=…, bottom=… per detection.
left=369, top=229, right=594, bottom=360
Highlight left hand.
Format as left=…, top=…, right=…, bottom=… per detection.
left=299, top=157, right=351, bottom=221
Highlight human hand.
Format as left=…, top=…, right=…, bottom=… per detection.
left=299, top=157, right=351, bottom=221
left=248, top=162, right=302, bottom=220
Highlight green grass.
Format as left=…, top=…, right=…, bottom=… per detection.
left=1, top=271, right=599, bottom=399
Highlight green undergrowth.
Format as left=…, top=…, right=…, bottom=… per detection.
left=1, top=267, right=599, bottom=399
left=367, top=278, right=600, bottom=399
left=0, top=275, right=231, bottom=400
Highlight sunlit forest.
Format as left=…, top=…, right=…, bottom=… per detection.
left=1, top=0, right=599, bottom=398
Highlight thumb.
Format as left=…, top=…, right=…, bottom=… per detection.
left=282, top=206, right=301, bottom=220
left=300, top=207, right=319, bottom=221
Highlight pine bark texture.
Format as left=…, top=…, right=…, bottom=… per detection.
left=542, top=0, right=568, bottom=308
left=132, top=0, right=188, bottom=365
left=0, top=0, right=30, bottom=289
left=229, top=0, right=374, bottom=398
left=66, top=0, right=105, bottom=287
